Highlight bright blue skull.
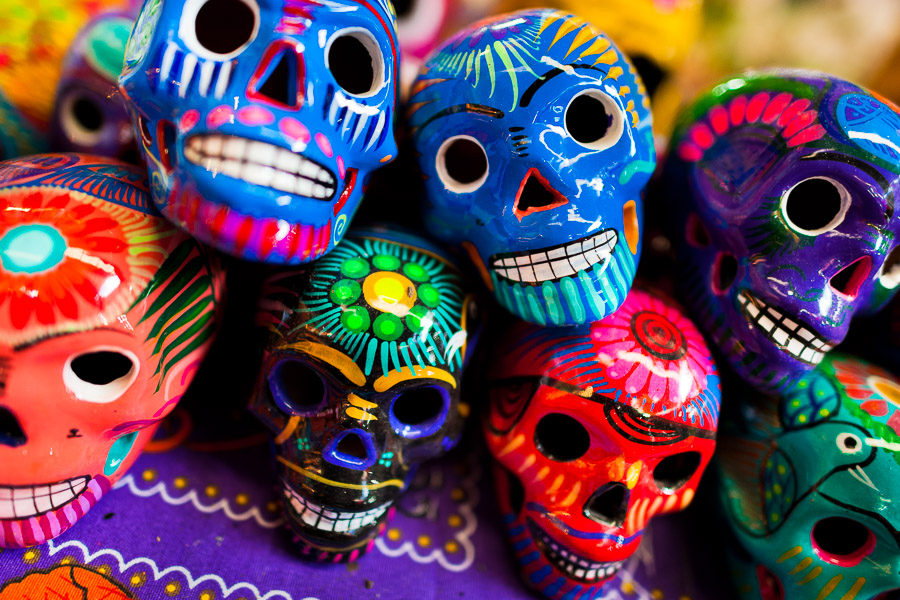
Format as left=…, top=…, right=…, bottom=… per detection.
left=408, top=9, right=655, bottom=327
left=119, top=0, right=399, bottom=263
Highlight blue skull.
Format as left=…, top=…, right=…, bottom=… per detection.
left=408, top=9, right=655, bottom=326
left=119, top=0, right=399, bottom=263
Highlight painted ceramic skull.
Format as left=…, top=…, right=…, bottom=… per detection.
left=0, top=154, right=223, bottom=548
left=252, top=228, right=477, bottom=561
left=50, top=11, right=138, bottom=162
left=408, top=9, right=655, bottom=327
left=664, top=70, right=900, bottom=393
left=717, top=353, right=900, bottom=600
left=118, top=0, right=399, bottom=262
left=484, top=288, right=721, bottom=599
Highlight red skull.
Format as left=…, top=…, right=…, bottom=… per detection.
left=484, top=288, right=721, bottom=599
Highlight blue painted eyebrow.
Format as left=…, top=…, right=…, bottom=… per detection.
left=520, top=64, right=607, bottom=108
left=416, top=103, right=505, bottom=133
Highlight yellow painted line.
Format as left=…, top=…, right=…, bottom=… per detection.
left=517, top=453, right=537, bottom=474
left=840, top=577, right=866, bottom=600
left=559, top=481, right=582, bottom=508
left=533, top=466, right=550, bottom=483
left=798, top=567, right=822, bottom=585
left=373, top=365, right=456, bottom=392
left=277, top=456, right=404, bottom=490
left=816, top=575, right=842, bottom=600
left=497, top=434, right=525, bottom=458
left=282, top=342, right=365, bottom=386
left=778, top=546, right=803, bottom=563
left=789, top=557, right=812, bottom=576
left=547, top=474, right=564, bottom=494
left=273, top=416, right=300, bottom=444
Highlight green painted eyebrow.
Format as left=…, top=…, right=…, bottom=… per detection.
left=417, top=103, right=505, bottom=132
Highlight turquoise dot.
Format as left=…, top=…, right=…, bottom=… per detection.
left=373, top=254, right=401, bottom=271
left=0, top=224, right=67, bottom=274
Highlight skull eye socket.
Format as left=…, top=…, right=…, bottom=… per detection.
left=534, top=413, right=590, bottom=462
left=436, top=135, right=489, bottom=193
left=60, top=92, right=106, bottom=146
left=327, top=29, right=386, bottom=97
left=268, top=359, right=326, bottom=415
left=836, top=432, right=863, bottom=454
left=564, top=90, right=625, bottom=151
left=389, top=385, right=450, bottom=439
left=811, top=517, right=876, bottom=567
left=653, top=451, right=702, bottom=492
left=181, top=0, right=260, bottom=60
left=781, top=177, right=851, bottom=236
left=878, top=245, right=900, bottom=290
left=63, top=349, right=139, bottom=404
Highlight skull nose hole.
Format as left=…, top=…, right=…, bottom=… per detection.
left=324, top=430, right=377, bottom=470
left=811, top=517, right=875, bottom=567
left=514, top=169, right=567, bottom=219
left=685, top=213, right=710, bottom=248
left=0, top=406, right=27, bottom=448
left=829, top=256, right=872, bottom=300
left=158, top=120, right=177, bottom=171
left=712, top=252, right=738, bottom=294
left=250, top=44, right=301, bottom=108
left=584, top=482, right=629, bottom=527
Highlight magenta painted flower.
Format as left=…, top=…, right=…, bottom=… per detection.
left=590, top=289, right=714, bottom=405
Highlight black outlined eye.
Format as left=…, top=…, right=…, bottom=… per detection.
left=565, top=90, right=625, bottom=150
left=836, top=432, right=863, bottom=454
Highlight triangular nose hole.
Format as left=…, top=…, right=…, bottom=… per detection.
left=0, top=406, right=27, bottom=448
left=250, top=43, right=302, bottom=108
left=584, top=482, right=629, bottom=527
left=336, top=433, right=367, bottom=460
left=513, top=168, right=568, bottom=220
left=324, top=429, right=377, bottom=471
left=829, top=256, right=872, bottom=300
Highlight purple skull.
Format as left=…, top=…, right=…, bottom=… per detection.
left=664, top=69, right=900, bottom=392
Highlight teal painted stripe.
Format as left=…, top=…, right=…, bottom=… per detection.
left=578, top=270, right=605, bottom=320
left=524, top=286, right=546, bottom=326
left=598, top=267, right=619, bottom=310
left=364, top=338, right=379, bottom=375
left=348, top=333, right=368, bottom=361
left=561, top=277, right=586, bottom=324
left=608, top=255, right=629, bottom=301
left=620, top=243, right=635, bottom=280
left=390, top=341, right=402, bottom=374
left=381, top=343, right=390, bottom=377
left=407, top=336, right=426, bottom=367
left=542, top=282, right=565, bottom=326
left=510, top=284, right=529, bottom=321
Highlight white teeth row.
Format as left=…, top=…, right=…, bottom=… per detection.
left=184, top=135, right=336, bottom=199
left=282, top=486, right=387, bottom=533
left=738, top=291, right=833, bottom=364
left=532, top=523, right=623, bottom=582
left=491, top=230, right=618, bottom=283
left=0, top=477, right=88, bottom=519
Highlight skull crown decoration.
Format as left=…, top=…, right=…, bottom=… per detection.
left=252, top=228, right=478, bottom=562
left=0, top=154, right=224, bottom=548
left=118, top=0, right=400, bottom=263
left=408, top=9, right=656, bottom=327
left=484, top=288, right=721, bottom=600
left=663, top=69, right=900, bottom=393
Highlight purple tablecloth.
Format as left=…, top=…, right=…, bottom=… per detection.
left=0, top=396, right=729, bottom=600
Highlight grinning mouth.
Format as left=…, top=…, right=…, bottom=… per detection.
left=737, top=291, right=834, bottom=365
left=0, top=476, right=90, bottom=520
left=184, top=135, right=337, bottom=200
left=527, top=518, right=624, bottom=583
left=490, top=229, right=618, bottom=284
left=283, top=484, right=388, bottom=533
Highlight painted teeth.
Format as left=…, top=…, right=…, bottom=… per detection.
left=528, top=520, right=623, bottom=582
left=0, top=477, right=89, bottom=519
left=738, top=291, right=832, bottom=365
left=184, top=135, right=337, bottom=199
left=490, top=230, right=618, bottom=284
left=282, top=485, right=388, bottom=533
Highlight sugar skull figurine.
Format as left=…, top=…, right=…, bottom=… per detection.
left=252, top=228, right=478, bottom=561
left=717, top=353, right=900, bottom=600
left=664, top=70, right=900, bottom=393
left=408, top=10, right=656, bottom=327
left=118, top=0, right=400, bottom=263
left=0, top=154, right=224, bottom=547
left=50, top=11, right=139, bottom=162
left=485, top=288, right=721, bottom=599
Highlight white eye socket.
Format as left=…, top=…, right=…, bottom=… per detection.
left=326, top=28, right=386, bottom=97
left=564, top=89, right=625, bottom=150
left=878, top=245, right=900, bottom=290
left=436, top=135, right=489, bottom=194
left=180, top=0, right=260, bottom=61
left=836, top=432, right=863, bottom=455
left=781, top=177, right=851, bottom=236
left=63, top=348, right=139, bottom=404
left=60, top=92, right=106, bottom=147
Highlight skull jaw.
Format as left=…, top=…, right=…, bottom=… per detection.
left=0, top=475, right=110, bottom=548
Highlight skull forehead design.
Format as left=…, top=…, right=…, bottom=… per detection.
left=717, top=354, right=900, bottom=600
left=118, top=0, right=399, bottom=263
left=0, top=154, right=223, bottom=548
left=665, top=70, right=900, bottom=393
left=408, top=9, right=655, bottom=327
left=253, top=229, right=474, bottom=561
left=484, top=288, right=720, bottom=599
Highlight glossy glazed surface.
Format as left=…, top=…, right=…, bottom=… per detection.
left=252, top=227, right=478, bottom=561
left=118, top=0, right=399, bottom=263
left=0, top=154, right=223, bottom=547
left=717, top=354, right=900, bottom=600
left=664, top=70, right=900, bottom=393
left=409, top=9, right=655, bottom=327
left=484, top=287, right=721, bottom=599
